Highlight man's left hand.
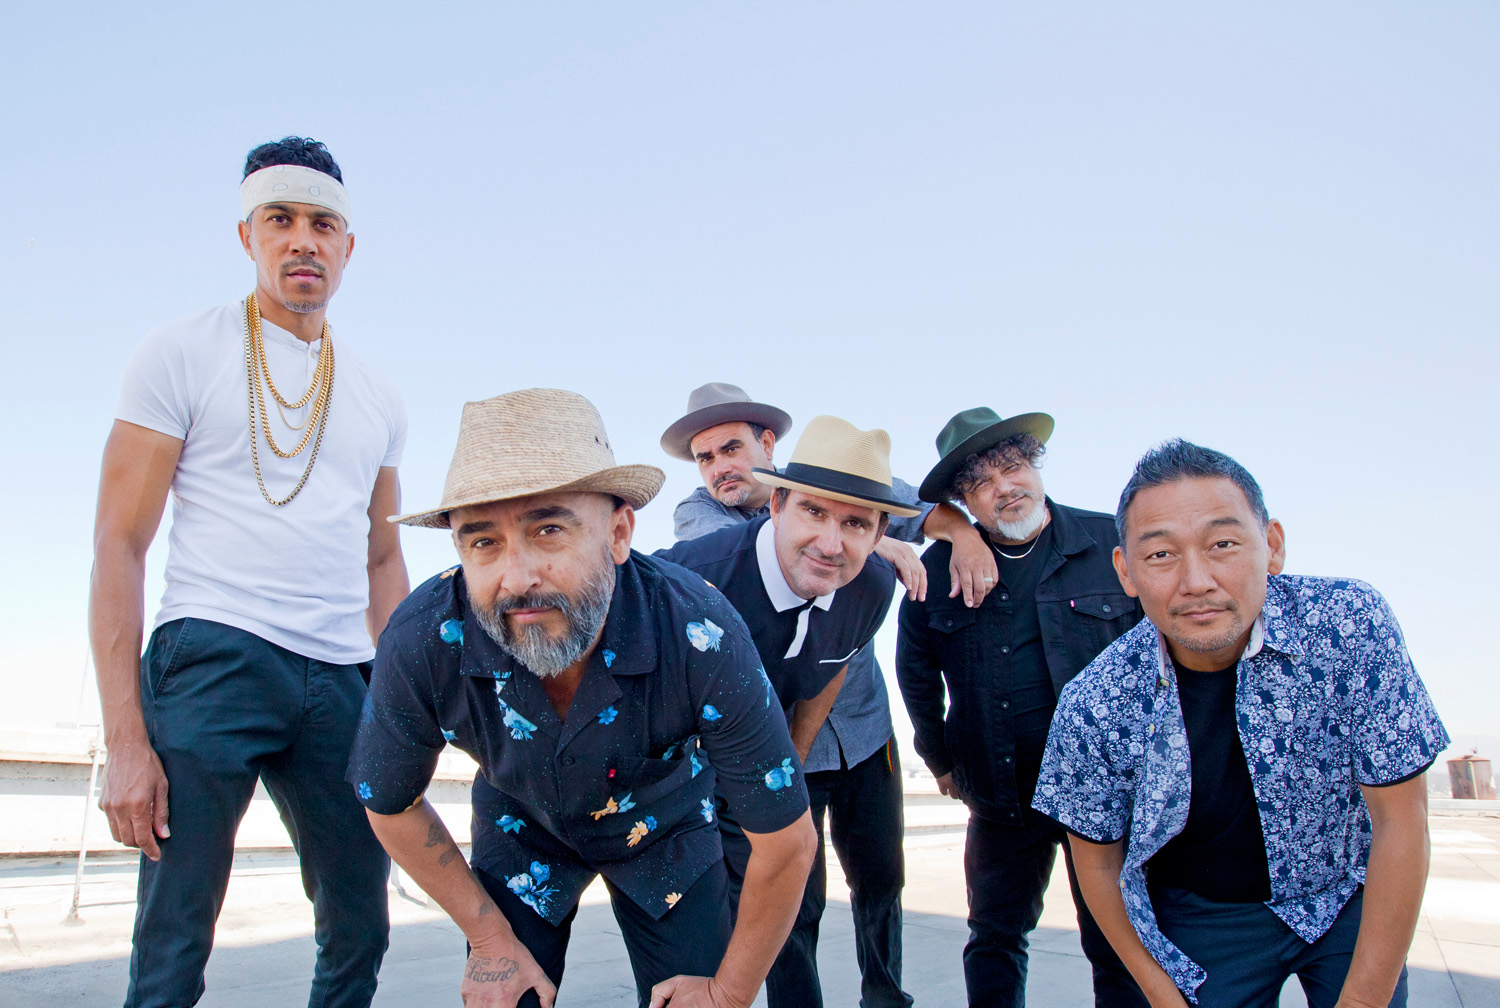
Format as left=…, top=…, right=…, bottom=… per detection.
left=649, top=975, right=748, bottom=1008
left=947, top=526, right=997, bottom=608
left=876, top=537, right=926, bottom=601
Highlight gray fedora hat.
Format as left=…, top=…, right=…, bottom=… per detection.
left=659, top=382, right=793, bottom=462
left=918, top=407, right=1055, bottom=503
left=390, top=388, right=665, bottom=528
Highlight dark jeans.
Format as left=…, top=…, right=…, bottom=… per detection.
left=964, top=812, right=1145, bottom=1008
left=722, top=739, right=910, bottom=1008
left=475, top=859, right=731, bottom=1008
left=126, top=618, right=390, bottom=1008
left=1152, top=885, right=1407, bottom=1008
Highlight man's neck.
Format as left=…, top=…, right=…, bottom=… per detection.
left=255, top=284, right=328, bottom=344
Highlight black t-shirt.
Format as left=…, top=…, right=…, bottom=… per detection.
left=988, top=522, right=1057, bottom=769
left=655, top=516, right=898, bottom=713
left=1146, top=659, right=1272, bottom=904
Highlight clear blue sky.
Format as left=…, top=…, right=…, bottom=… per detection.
left=3, top=4, right=1496, bottom=747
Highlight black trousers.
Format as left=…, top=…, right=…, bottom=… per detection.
left=476, top=859, right=731, bottom=1008
left=963, top=811, right=1146, bottom=1008
left=725, top=738, right=912, bottom=1008
left=126, top=618, right=389, bottom=1008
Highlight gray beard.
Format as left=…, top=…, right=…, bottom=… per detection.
left=474, top=553, right=615, bottom=678
left=987, top=496, right=1047, bottom=542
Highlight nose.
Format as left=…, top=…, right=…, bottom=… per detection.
left=814, top=524, right=844, bottom=558
left=495, top=545, right=543, bottom=599
left=1177, top=551, right=1217, bottom=597
left=288, top=219, right=322, bottom=256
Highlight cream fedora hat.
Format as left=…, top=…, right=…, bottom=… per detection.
left=390, top=389, right=666, bottom=529
left=752, top=415, right=921, bottom=517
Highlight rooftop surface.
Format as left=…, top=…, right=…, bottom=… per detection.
left=2, top=800, right=1497, bottom=1007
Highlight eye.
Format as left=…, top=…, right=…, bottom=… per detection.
left=1211, top=539, right=1238, bottom=550
left=535, top=524, right=564, bottom=537
left=1147, top=550, right=1171, bottom=561
left=467, top=536, right=494, bottom=549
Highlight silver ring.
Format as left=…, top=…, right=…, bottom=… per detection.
left=981, top=577, right=994, bottom=582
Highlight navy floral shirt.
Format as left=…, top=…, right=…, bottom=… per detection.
left=1033, top=574, right=1448, bottom=1002
left=349, top=551, right=809, bottom=925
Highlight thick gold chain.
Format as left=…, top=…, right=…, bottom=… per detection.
left=244, top=293, right=335, bottom=506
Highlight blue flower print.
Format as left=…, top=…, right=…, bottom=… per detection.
left=503, top=706, right=538, bottom=741
left=439, top=619, right=463, bottom=645
left=357, top=781, right=372, bottom=801
left=506, top=861, right=557, bottom=916
left=764, top=758, right=797, bottom=792
left=496, top=815, right=525, bottom=834
left=759, top=666, right=773, bottom=708
left=603, top=648, right=616, bottom=668
left=441, top=728, right=457, bottom=742
left=690, top=751, right=703, bottom=777
left=360, top=694, right=375, bottom=726
left=685, top=619, right=724, bottom=653
left=701, top=705, right=723, bottom=722
left=598, top=705, right=618, bottom=725
left=700, top=798, right=715, bottom=823
left=616, top=792, right=636, bottom=814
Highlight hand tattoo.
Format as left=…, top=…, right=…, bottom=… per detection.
left=465, top=956, right=519, bottom=984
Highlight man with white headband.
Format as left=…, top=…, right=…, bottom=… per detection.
left=90, top=137, right=407, bottom=1008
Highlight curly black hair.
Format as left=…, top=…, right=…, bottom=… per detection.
left=946, top=433, right=1046, bottom=503
left=242, top=136, right=343, bottom=182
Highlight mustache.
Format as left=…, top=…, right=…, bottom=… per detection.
left=1167, top=601, right=1237, bottom=617
left=494, top=591, right=572, bottom=615
left=713, top=473, right=744, bottom=489
left=996, top=489, right=1039, bottom=510
left=281, top=255, right=324, bottom=275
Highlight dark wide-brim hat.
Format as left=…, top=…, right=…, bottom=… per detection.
left=390, top=388, right=665, bottom=528
left=753, top=415, right=921, bottom=517
left=660, top=382, right=793, bottom=462
left=918, top=407, right=1055, bottom=503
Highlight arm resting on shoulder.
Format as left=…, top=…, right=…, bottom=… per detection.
left=367, top=799, right=556, bottom=1008
left=921, top=504, right=996, bottom=608
left=1334, top=776, right=1430, bottom=1008
left=787, top=666, right=846, bottom=763
left=1066, top=835, right=1189, bottom=1008
left=89, top=420, right=182, bottom=861
left=365, top=465, right=410, bottom=644
left=651, top=809, right=818, bottom=1008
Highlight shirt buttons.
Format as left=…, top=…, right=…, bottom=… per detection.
left=1003, top=756, right=1013, bottom=763
left=1147, top=724, right=1156, bottom=735
left=1001, top=646, right=1010, bottom=654
left=1102, top=604, right=1112, bottom=613
left=999, top=593, right=1009, bottom=601
left=1001, top=701, right=1011, bottom=710
left=561, top=756, right=576, bottom=766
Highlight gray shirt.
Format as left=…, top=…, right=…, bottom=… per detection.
left=671, top=474, right=934, bottom=773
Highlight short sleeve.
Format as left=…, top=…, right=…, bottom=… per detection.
left=673, top=491, right=737, bottom=541
left=690, top=607, right=809, bottom=834
left=115, top=327, right=193, bottom=439
left=1348, top=588, right=1449, bottom=786
left=381, top=381, right=407, bottom=468
left=347, top=617, right=446, bottom=814
left=883, top=475, right=936, bottom=544
left=1031, top=672, right=1132, bottom=843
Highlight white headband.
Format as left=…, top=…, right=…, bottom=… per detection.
left=240, top=165, right=351, bottom=225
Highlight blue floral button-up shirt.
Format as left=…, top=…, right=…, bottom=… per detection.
left=349, top=551, right=809, bottom=925
left=1033, top=574, right=1448, bottom=1001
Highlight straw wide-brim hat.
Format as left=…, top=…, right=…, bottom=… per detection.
left=753, top=415, right=921, bottom=517
left=659, top=382, right=793, bottom=462
left=390, top=389, right=666, bottom=529
left=917, top=407, right=1054, bottom=503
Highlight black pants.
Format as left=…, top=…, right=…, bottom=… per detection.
left=126, top=619, right=390, bottom=1008
left=476, top=859, right=731, bottom=1008
left=725, top=738, right=912, bottom=1008
left=963, top=811, right=1146, bottom=1008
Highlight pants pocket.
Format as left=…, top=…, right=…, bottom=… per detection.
left=144, top=617, right=197, bottom=695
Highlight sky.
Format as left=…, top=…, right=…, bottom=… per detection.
left=2, top=3, right=1496, bottom=754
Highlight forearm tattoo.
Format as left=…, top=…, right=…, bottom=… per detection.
left=423, top=818, right=461, bottom=867
left=465, top=956, right=519, bottom=984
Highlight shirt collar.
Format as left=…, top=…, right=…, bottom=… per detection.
left=1155, top=614, right=1267, bottom=682
left=755, top=518, right=836, bottom=614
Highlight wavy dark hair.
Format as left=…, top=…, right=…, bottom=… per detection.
left=946, top=432, right=1046, bottom=503
left=242, top=136, right=343, bottom=182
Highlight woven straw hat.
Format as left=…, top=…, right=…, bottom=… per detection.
left=752, top=415, right=921, bottom=517
left=390, top=389, right=666, bottom=529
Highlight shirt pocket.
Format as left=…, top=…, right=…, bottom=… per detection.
left=1063, top=592, right=1138, bottom=662
left=613, top=752, right=697, bottom=807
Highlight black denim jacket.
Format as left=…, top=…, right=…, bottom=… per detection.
left=895, top=500, right=1143, bottom=823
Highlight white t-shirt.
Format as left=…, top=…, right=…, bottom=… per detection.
left=116, top=300, right=406, bottom=664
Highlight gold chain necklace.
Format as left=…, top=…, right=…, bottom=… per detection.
left=243, top=292, right=335, bottom=506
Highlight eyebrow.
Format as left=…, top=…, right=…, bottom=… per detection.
left=455, top=519, right=495, bottom=537
left=1134, top=515, right=1248, bottom=545
left=695, top=438, right=743, bottom=461
left=520, top=504, right=580, bottom=524
left=258, top=202, right=345, bottom=224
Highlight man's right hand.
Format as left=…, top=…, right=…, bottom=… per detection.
left=460, top=945, right=556, bottom=1007
left=935, top=772, right=964, bottom=801
left=99, top=737, right=170, bottom=861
